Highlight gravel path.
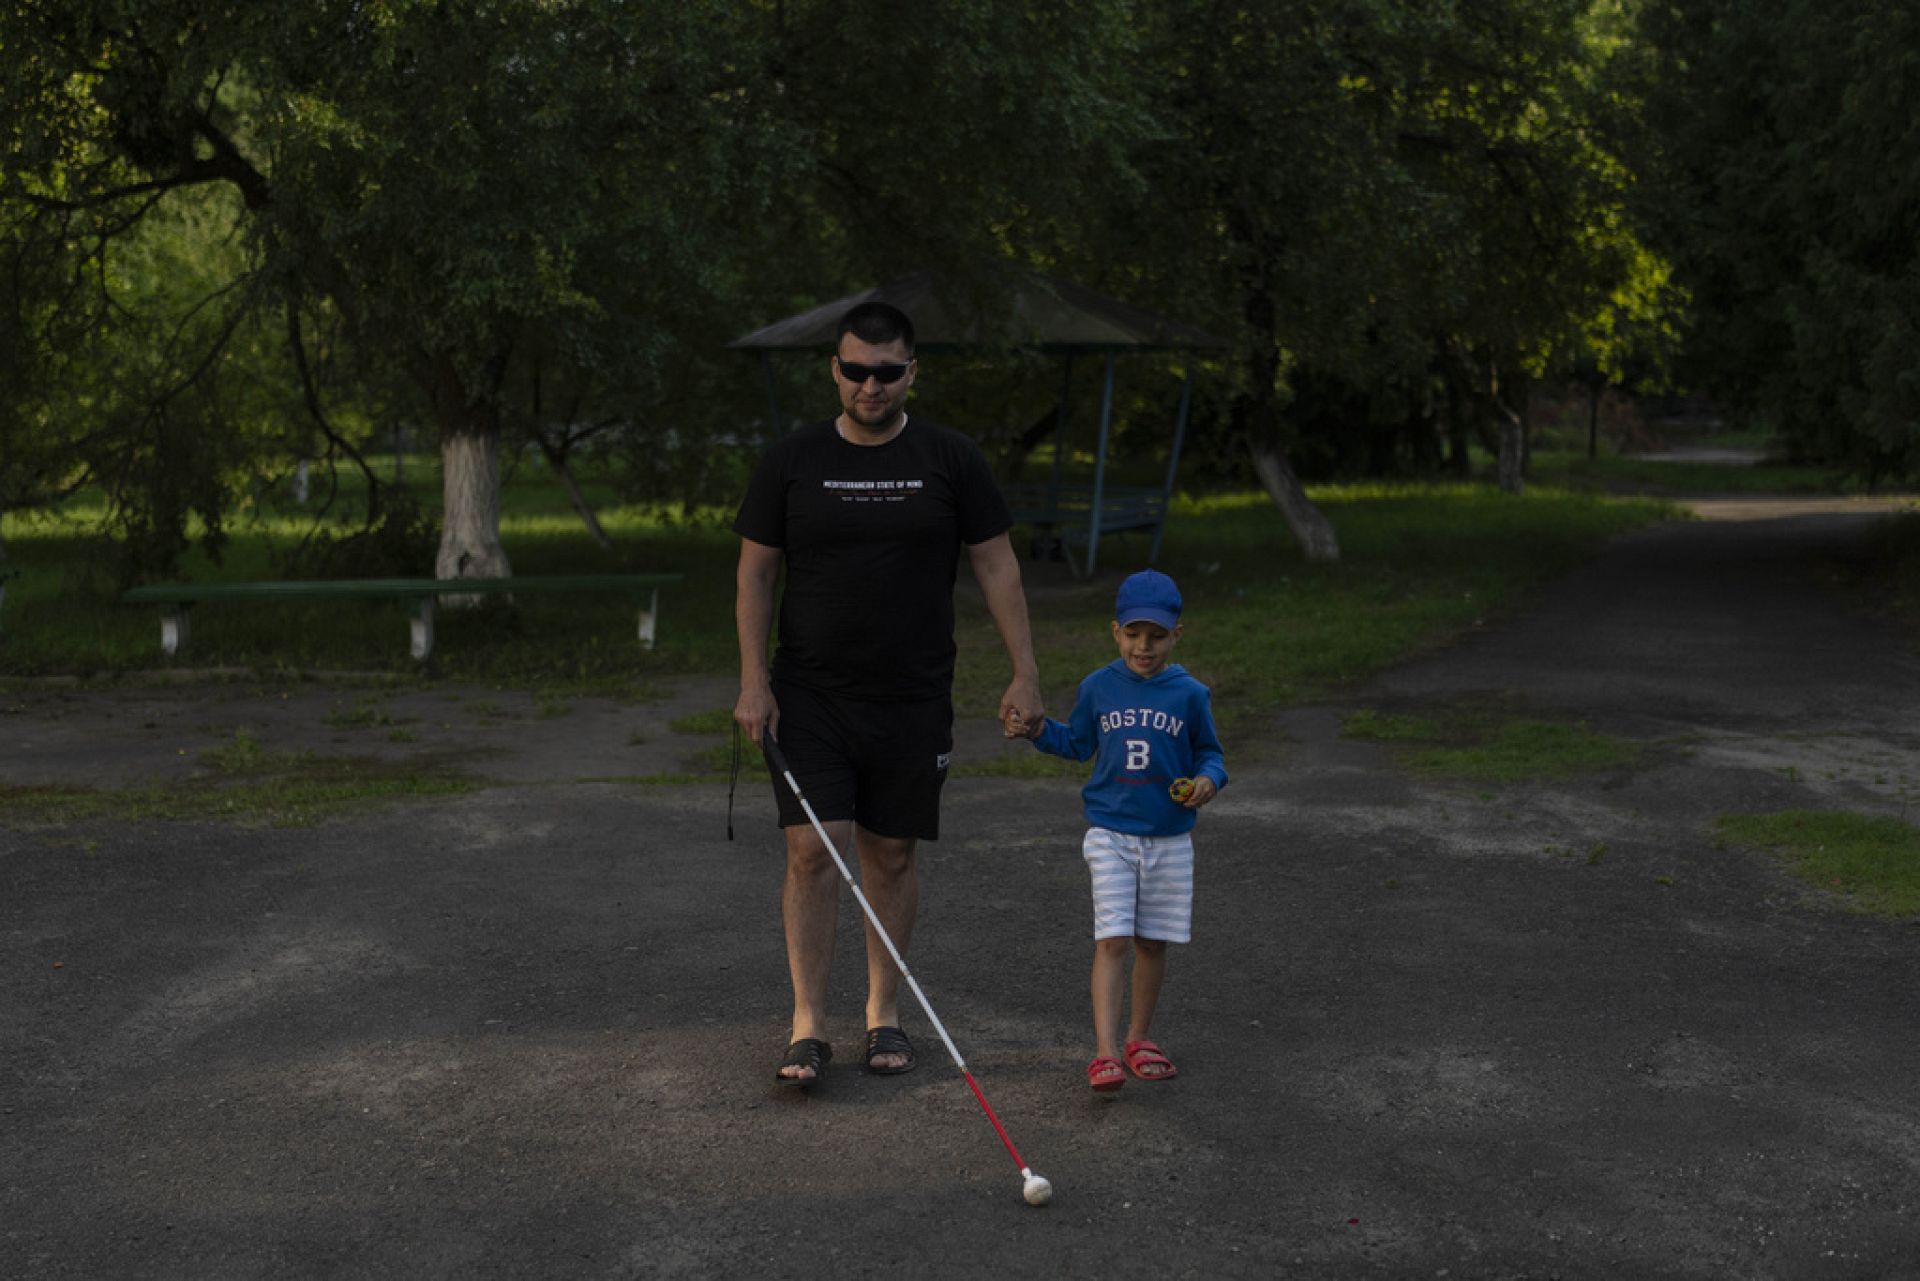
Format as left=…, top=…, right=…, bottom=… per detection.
left=4, top=499, right=1918, bottom=1278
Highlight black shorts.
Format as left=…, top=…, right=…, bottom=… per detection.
left=767, top=680, right=952, bottom=841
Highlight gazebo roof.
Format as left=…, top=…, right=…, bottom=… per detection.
left=727, top=270, right=1226, bottom=354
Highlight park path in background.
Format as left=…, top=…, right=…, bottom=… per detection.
left=5, top=495, right=1920, bottom=1279
left=1365, top=494, right=1920, bottom=736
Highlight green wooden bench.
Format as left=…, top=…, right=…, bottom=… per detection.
left=1002, top=482, right=1171, bottom=577
left=121, top=573, right=684, bottom=661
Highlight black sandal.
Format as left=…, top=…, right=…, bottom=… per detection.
left=776, top=1037, right=831, bottom=1087
left=864, top=1025, right=917, bottom=1075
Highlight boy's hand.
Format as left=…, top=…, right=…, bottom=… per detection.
left=1178, top=776, right=1217, bottom=809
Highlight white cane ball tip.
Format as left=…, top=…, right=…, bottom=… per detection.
left=1023, top=1174, right=1053, bottom=1206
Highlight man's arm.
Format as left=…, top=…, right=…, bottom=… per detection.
left=966, top=532, right=1043, bottom=729
left=734, top=537, right=783, bottom=746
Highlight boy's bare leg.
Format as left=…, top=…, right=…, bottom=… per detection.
left=1091, top=937, right=1131, bottom=1063
left=1126, top=937, right=1170, bottom=1073
left=855, top=827, right=917, bottom=1068
left=778, top=820, right=848, bottom=1081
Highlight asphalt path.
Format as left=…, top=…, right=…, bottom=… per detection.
left=4, top=499, right=1919, bottom=1278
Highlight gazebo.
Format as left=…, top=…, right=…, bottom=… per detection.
left=729, top=270, right=1226, bottom=576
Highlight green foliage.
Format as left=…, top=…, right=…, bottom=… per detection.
left=1630, top=1, right=1920, bottom=479
left=1, top=0, right=813, bottom=574
left=15, top=0, right=1853, bottom=585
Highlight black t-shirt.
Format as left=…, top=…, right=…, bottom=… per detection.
left=733, top=416, right=1012, bottom=700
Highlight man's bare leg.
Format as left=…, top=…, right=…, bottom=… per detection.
left=855, top=827, right=918, bottom=1069
left=778, top=819, right=848, bottom=1081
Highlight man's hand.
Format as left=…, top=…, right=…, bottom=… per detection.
left=997, top=673, right=1043, bottom=739
left=735, top=679, right=779, bottom=748
left=734, top=537, right=783, bottom=748
left=968, top=534, right=1045, bottom=738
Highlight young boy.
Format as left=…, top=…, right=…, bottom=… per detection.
left=1004, top=569, right=1227, bottom=1091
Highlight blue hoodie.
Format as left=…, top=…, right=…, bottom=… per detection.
left=1031, top=659, right=1228, bottom=836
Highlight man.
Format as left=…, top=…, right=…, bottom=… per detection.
left=733, top=300, right=1044, bottom=1085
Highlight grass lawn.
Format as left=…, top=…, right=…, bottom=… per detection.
left=0, top=728, right=480, bottom=829
left=1527, top=448, right=1853, bottom=496
left=1717, top=810, right=1920, bottom=918
left=3, top=468, right=1677, bottom=722
left=1341, top=706, right=1644, bottom=783
left=963, top=484, right=1678, bottom=729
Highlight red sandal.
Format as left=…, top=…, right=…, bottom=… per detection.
left=1123, top=1039, right=1178, bottom=1082
left=1087, top=1055, right=1124, bottom=1092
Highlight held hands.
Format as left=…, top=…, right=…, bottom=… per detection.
left=1002, top=708, right=1043, bottom=740
left=998, top=676, right=1043, bottom=741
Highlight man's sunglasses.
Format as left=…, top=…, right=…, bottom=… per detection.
left=836, top=358, right=914, bottom=385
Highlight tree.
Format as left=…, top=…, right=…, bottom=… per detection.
left=1079, top=0, right=1671, bottom=539
left=2, top=1, right=801, bottom=580
left=1630, top=0, right=1920, bottom=479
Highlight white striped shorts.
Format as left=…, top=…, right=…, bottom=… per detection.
left=1083, top=826, right=1194, bottom=943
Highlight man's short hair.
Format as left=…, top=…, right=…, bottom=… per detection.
left=837, top=301, right=915, bottom=354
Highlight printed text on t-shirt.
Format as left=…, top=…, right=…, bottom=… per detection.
left=823, top=478, right=924, bottom=503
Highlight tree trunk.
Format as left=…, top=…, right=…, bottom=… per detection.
left=437, top=427, right=510, bottom=582
left=996, top=406, right=1061, bottom=483
left=1493, top=365, right=1527, bottom=496
left=1249, top=437, right=1341, bottom=561
left=1410, top=393, right=1443, bottom=475
left=540, top=440, right=613, bottom=551
left=1442, top=361, right=1472, bottom=477
left=424, top=353, right=512, bottom=603
left=1520, top=380, right=1534, bottom=477
left=1587, top=379, right=1602, bottom=460
left=1234, top=273, right=1340, bottom=561
left=1496, top=413, right=1524, bottom=494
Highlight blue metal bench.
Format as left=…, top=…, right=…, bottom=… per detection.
left=1003, top=483, right=1171, bottom=578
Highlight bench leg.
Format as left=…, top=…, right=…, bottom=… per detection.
left=410, top=598, right=435, bottom=660
left=160, top=608, right=191, bottom=656
left=637, top=588, right=658, bottom=650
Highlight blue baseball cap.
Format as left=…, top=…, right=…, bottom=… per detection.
left=1114, top=570, right=1182, bottom=629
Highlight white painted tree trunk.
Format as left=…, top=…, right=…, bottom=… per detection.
left=436, top=429, right=511, bottom=605
left=293, top=459, right=309, bottom=504
left=1249, top=440, right=1341, bottom=562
